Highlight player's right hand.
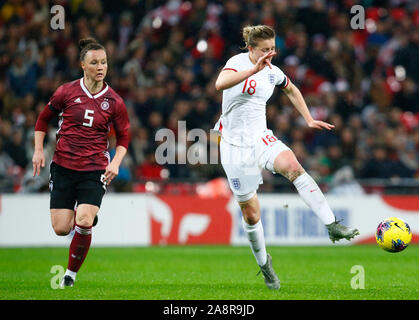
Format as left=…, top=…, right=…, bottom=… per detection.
left=32, top=150, right=45, bottom=177
left=253, top=51, right=276, bottom=73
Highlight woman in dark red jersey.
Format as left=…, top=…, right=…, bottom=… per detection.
left=32, top=38, right=130, bottom=287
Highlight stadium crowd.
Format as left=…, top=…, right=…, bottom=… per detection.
left=0, top=0, right=418, bottom=193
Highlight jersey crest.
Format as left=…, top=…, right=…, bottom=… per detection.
left=230, top=178, right=241, bottom=190
left=101, top=100, right=110, bottom=110
left=268, top=73, right=275, bottom=85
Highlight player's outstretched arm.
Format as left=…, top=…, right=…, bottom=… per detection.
left=282, top=80, right=335, bottom=130
left=215, top=51, right=276, bottom=91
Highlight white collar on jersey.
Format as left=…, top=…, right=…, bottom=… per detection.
left=80, top=78, right=109, bottom=99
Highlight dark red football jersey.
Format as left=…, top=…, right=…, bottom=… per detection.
left=48, top=78, right=130, bottom=171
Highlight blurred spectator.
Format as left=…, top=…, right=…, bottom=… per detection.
left=328, top=166, right=365, bottom=195
left=0, top=136, right=15, bottom=192
left=7, top=54, right=38, bottom=98
left=393, top=77, right=419, bottom=112
left=135, top=149, right=168, bottom=181
left=359, top=145, right=414, bottom=179
left=3, top=127, right=28, bottom=169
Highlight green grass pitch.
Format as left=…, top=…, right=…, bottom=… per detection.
left=0, top=245, right=417, bottom=300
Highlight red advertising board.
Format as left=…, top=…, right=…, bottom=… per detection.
left=150, top=195, right=232, bottom=245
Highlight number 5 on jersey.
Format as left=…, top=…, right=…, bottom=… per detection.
left=83, top=109, right=94, bottom=127
left=242, top=79, right=256, bottom=95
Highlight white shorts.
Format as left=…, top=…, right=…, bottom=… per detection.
left=220, top=129, right=291, bottom=202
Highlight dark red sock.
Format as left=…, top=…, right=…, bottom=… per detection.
left=67, top=224, right=92, bottom=273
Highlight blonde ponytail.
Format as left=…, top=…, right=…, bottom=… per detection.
left=242, top=25, right=275, bottom=49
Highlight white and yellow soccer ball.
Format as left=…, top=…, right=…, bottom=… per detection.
left=375, top=217, right=412, bottom=252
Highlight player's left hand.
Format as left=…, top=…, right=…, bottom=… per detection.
left=307, top=120, right=335, bottom=130
left=104, top=162, right=119, bottom=185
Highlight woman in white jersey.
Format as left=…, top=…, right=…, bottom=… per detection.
left=214, top=25, right=359, bottom=290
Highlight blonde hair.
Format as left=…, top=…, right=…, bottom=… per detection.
left=242, top=25, right=275, bottom=49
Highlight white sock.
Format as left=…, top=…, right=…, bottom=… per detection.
left=293, top=172, right=335, bottom=225
left=242, top=218, right=267, bottom=267
left=64, top=269, right=77, bottom=281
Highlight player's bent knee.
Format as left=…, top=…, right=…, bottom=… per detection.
left=278, top=162, right=304, bottom=181
left=238, top=193, right=260, bottom=225
left=273, top=150, right=304, bottom=179
left=75, top=214, right=94, bottom=227
left=288, top=160, right=304, bottom=172
left=75, top=204, right=99, bottom=227
left=50, top=209, right=74, bottom=236
left=286, top=167, right=305, bottom=182
left=242, top=209, right=260, bottom=225
left=53, top=224, right=72, bottom=236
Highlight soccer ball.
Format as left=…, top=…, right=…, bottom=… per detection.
left=375, top=217, right=412, bottom=252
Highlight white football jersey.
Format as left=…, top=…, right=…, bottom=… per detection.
left=214, top=52, right=289, bottom=147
